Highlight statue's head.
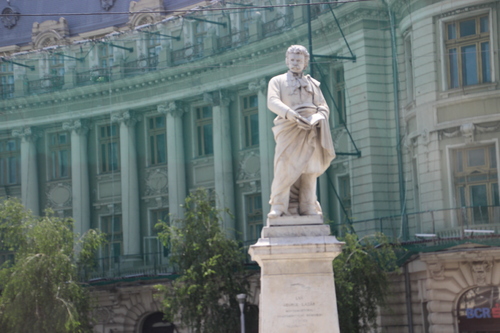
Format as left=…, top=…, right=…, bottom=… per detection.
left=285, top=45, right=310, bottom=73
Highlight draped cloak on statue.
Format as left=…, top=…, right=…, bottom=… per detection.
left=267, top=71, right=336, bottom=214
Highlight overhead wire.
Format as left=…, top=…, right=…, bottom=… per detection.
left=0, top=1, right=374, bottom=17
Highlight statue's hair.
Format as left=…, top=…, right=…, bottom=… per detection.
left=286, top=45, right=310, bottom=68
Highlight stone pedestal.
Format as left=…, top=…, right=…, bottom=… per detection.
left=249, top=219, right=343, bottom=333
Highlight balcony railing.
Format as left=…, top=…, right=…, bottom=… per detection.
left=124, top=55, right=159, bottom=77
left=334, top=205, right=500, bottom=243
left=171, top=44, right=204, bottom=65
left=26, top=75, right=64, bottom=95
left=218, top=30, right=249, bottom=50
left=81, top=251, right=174, bottom=282
left=76, top=68, right=112, bottom=86
left=262, top=14, right=293, bottom=37
left=0, top=83, right=14, bottom=99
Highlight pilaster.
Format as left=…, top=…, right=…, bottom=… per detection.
left=158, top=102, right=187, bottom=221
left=12, top=127, right=40, bottom=215
left=62, top=119, right=90, bottom=236
left=211, top=90, right=236, bottom=237
left=249, top=78, right=274, bottom=224
left=111, top=111, right=140, bottom=256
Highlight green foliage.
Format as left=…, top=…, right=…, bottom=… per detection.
left=333, top=232, right=399, bottom=333
left=155, top=188, right=247, bottom=333
left=0, top=198, right=105, bottom=333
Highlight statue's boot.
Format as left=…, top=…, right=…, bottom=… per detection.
left=268, top=204, right=286, bottom=218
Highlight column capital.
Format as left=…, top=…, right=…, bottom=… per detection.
left=205, top=90, right=231, bottom=107
left=248, top=78, right=268, bottom=94
left=111, top=110, right=138, bottom=127
left=12, top=126, right=40, bottom=142
left=62, top=119, right=89, bottom=135
left=158, top=102, right=186, bottom=118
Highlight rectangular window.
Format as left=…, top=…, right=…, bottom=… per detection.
left=148, top=115, right=166, bottom=166
left=453, top=145, right=498, bottom=224
left=149, top=208, right=169, bottom=236
left=99, top=124, right=119, bottom=173
left=445, top=14, right=491, bottom=89
left=334, top=67, right=346, bottom=126
left=48, top=132, right=70, bottom=180
left=246, top=193, right=263, bottom=241
left=242, top=94, right=259, bottom=148
left=144, top=208, right=170, bottom=263
left=49, top=54, right=65, bottom=77
left=196, top=106, right=213, bottom=157
left=101, top=215, right=123, bottom=265
left=0, top=139, right=20, bottom=186
left=98, top=45, right=114, bottom=68
left=0, top=62, right=14, bottom=99
left=339, top=175, right=352, bottom=224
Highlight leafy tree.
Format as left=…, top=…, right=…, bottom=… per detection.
left=0, top=198, right=104, bottom=333
left=333, top=232, right=399, bottom=333
left=155, top=188, right=248, bottom=333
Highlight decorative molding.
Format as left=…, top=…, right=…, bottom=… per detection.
left=237, top=149, right=260, bottom=181
left=238, top=180, right=260, bottom=194
left=1, top=5, right=20, bottom=29
left=128, top=0, right=165, bottom=28
left=144, top=167, right=168, bottom=196
left=111, top=110, right=138, bottom=127
left=100, top=0, right=115, bottom=11
left=32, top=18, right=70, bottom=49
left=12, top=126, right=40, bottom=142
left=93, top=306, right=113, bottom=324
left=438, top=4, right=491, bottom=20
left=440, top=121, right=500, bottom=141
left=46, top=181, right=72, bottom=209
left=469, top=260, right=492, bottom=286
left=205, top=90, right=231, bottom=107
left=427, top=262, right=445, bottom=281
left=476, top=122, right=500, bottom=134
left=62, top=119, right=90, bottom=136
left=248, top=78, right=267, bottom=94
left=158, top=101, right=186, bottom=118
left=460, top=123, right=475, bottom=143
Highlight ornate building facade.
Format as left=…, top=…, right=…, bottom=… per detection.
left=1, top=0, right=500, bottom=332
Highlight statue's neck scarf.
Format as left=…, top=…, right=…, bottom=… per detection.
left=287, top=71, right=314, bottom=95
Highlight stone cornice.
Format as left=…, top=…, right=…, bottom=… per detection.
left=0, top=3, right=388, bottom=122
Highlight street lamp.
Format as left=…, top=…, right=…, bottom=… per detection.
left=236, top=293, right=247, bottom=333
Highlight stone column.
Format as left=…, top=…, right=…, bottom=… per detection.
left=111, top=111, right=140, bottom=256
left=211, top=91, right=236, bottom=237
left=158, top=102, right=187, bottom=221
left=63, top=120, right=90, bottom=236
left=249, top=78, right=274, bottom=224
left=13, top=127, right=39, bottom=215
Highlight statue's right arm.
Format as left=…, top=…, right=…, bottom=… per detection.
left=267, top=76, right=292, bottom=119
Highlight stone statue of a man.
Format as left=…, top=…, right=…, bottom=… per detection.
left=267, top=45, right=336, bottom=218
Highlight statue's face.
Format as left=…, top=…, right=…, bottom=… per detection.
left=286, top=53, right=306, bottom=74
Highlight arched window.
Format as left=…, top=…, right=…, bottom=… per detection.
left=141, top=312, right=175, bottom=333
left=457, top=286, right=500, bottom=332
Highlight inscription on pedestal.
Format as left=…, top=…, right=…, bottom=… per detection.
left=277, top=287, right=326, bottom=329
